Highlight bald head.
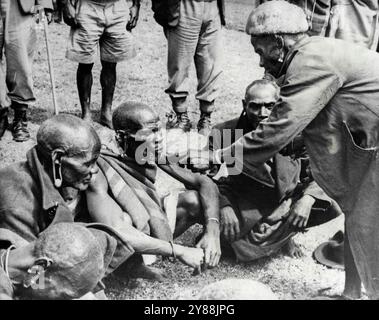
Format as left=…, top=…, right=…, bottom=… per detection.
left=22, top=223, right=105, bottom=299
left=112, top=101, right=159, bottom=134
left=245, top=79, right=280, bottom=104
left=37, top=114, right=101, bottom=157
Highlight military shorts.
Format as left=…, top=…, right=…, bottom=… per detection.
left=66, top=0, right=136, bottom=64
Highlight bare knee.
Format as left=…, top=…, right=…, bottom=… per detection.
left=177, top=191, right=202, bottom=221
left=78, top=63, right=94, bottom=74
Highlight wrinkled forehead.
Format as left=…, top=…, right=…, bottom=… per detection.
left=250, top=35, right=276, bottom=48
left=133, top=113, right=161, bottom=134
left=246, top=85, right=278, bottom=104
left=66, top=127, right=101, bottom=159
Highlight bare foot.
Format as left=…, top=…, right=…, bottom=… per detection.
left=100, top=111, right=113, bottom=129
left=82, top=113, right=92, bottom=123
left=115, top=262, right=165, bottom=282
left=129, top=264, right=165, bottom=282
left=283, top=238, right=304, bottom=258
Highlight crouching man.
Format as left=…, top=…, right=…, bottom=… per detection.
left=210, top=79, right=341, bottom=261
left=0, top=115, right=204, bottom=299
left=87, top=101, right=221, bottom=270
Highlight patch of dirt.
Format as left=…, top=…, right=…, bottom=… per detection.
left=0, top=1, right=345, bottom=300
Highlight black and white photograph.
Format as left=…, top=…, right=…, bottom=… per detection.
left=1, top=0, right=378, bottom=303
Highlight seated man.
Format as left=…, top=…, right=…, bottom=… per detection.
left=210, top=79, right=341, bottom=261
left=0, top=114, right=204, bottom=299
left=86, top=101, right=221, bottom=270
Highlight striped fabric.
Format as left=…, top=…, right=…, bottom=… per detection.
left=97, top=152, right=173, bottom=242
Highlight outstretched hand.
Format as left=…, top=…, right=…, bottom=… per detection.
left=175, top=245, right=204, bottom=271
left=186, top=149, right=220, bottom=173
left=287, top=195, right=315, bottom=229
left=44, top=9, right=53, bottom=24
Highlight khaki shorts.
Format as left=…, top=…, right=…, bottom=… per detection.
left=66, top=0, right=136, bottom=64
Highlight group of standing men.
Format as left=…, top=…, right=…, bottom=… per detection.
left=0, top=0, right=225, bottom=139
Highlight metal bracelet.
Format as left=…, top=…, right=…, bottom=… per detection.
left=207, top=218, right=220, bottom=224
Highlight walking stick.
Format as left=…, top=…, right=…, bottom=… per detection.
left=42, top=15, right=59, bottom=115
left=36, top=2, right=59, bottom=115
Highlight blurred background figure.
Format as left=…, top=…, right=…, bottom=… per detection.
left=0, top=0, right=54, bottom=142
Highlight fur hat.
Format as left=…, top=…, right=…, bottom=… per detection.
left=246, top=1, right=309, bottom=36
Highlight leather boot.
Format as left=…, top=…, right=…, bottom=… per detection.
left=197, top=112, right=212, bottom=136
left=0, top=107, right=9, bottom=140
left=166, top=110, right=191, bottom=132
left=12, top=108, right=30, bottom=142
left=167, top=96, right=191, bottom=132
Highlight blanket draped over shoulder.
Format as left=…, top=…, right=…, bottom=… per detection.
left=97, top=151, right=173, bottom=242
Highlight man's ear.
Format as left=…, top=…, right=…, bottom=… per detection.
left=51, top=149, right=64, bottom=164
left=51, top=149, right=64, bottom=188
left=115, top=131, right=123, bottom=146
left=275, top=35, right=284, bottom=50
left=242, top=99, right=247, bottom=111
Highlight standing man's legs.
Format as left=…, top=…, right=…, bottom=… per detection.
left=67, top=0, right=135, bottom=127
left=2, top=0, right=37, bottom=142
left=77, top=60, right=118, bottom=129
left=194, top=1, right=222, bottom=135
left=0, top=5, right=9, bottom=139
left=77, top=63, right=94, bottom=122
left=165, top=1, right=202, bottom=132
left=99, top=60, right=117, bottom=128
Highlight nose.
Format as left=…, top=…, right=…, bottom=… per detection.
left=259, top=106, right=270, bottom=118
left=259, top=56, right=265, bottom=68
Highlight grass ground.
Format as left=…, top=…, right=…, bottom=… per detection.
left=0, top=1, right=346, bottom=300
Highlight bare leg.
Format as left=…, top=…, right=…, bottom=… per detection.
left=77, top=63, right=94, bottom=122
left=174, top=190, right=203, bottom=238
left=113, top=254, right=164, bottom=283
left=100, top=60, right=117, bottom=129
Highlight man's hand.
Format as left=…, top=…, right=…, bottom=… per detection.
left=287, top=195, right=315, bottom=229
left=174, top=245, right=204, bottom=270
left=195, top=225, right=221, bottom=268
left=220, top=206, right=240, bottom=243
left=126, top=4, right=140, bottom=31
left=187, top=149, right=221, bottom=173
left=62, top=0, right=80, bottom=28
left=44, top=9, right=53, bottom=24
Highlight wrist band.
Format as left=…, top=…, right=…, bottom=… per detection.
left=169, top=241, right=176, bottom=261
left=207, top=218, right=220, bottom=224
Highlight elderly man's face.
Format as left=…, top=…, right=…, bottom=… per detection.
left=251, top=36, right=283, bottom=77
left=136, top=119, right=164, bottom=165
left=244, top=85, right=278, bottom=127
left=60, top=142, right=100, bottom=191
